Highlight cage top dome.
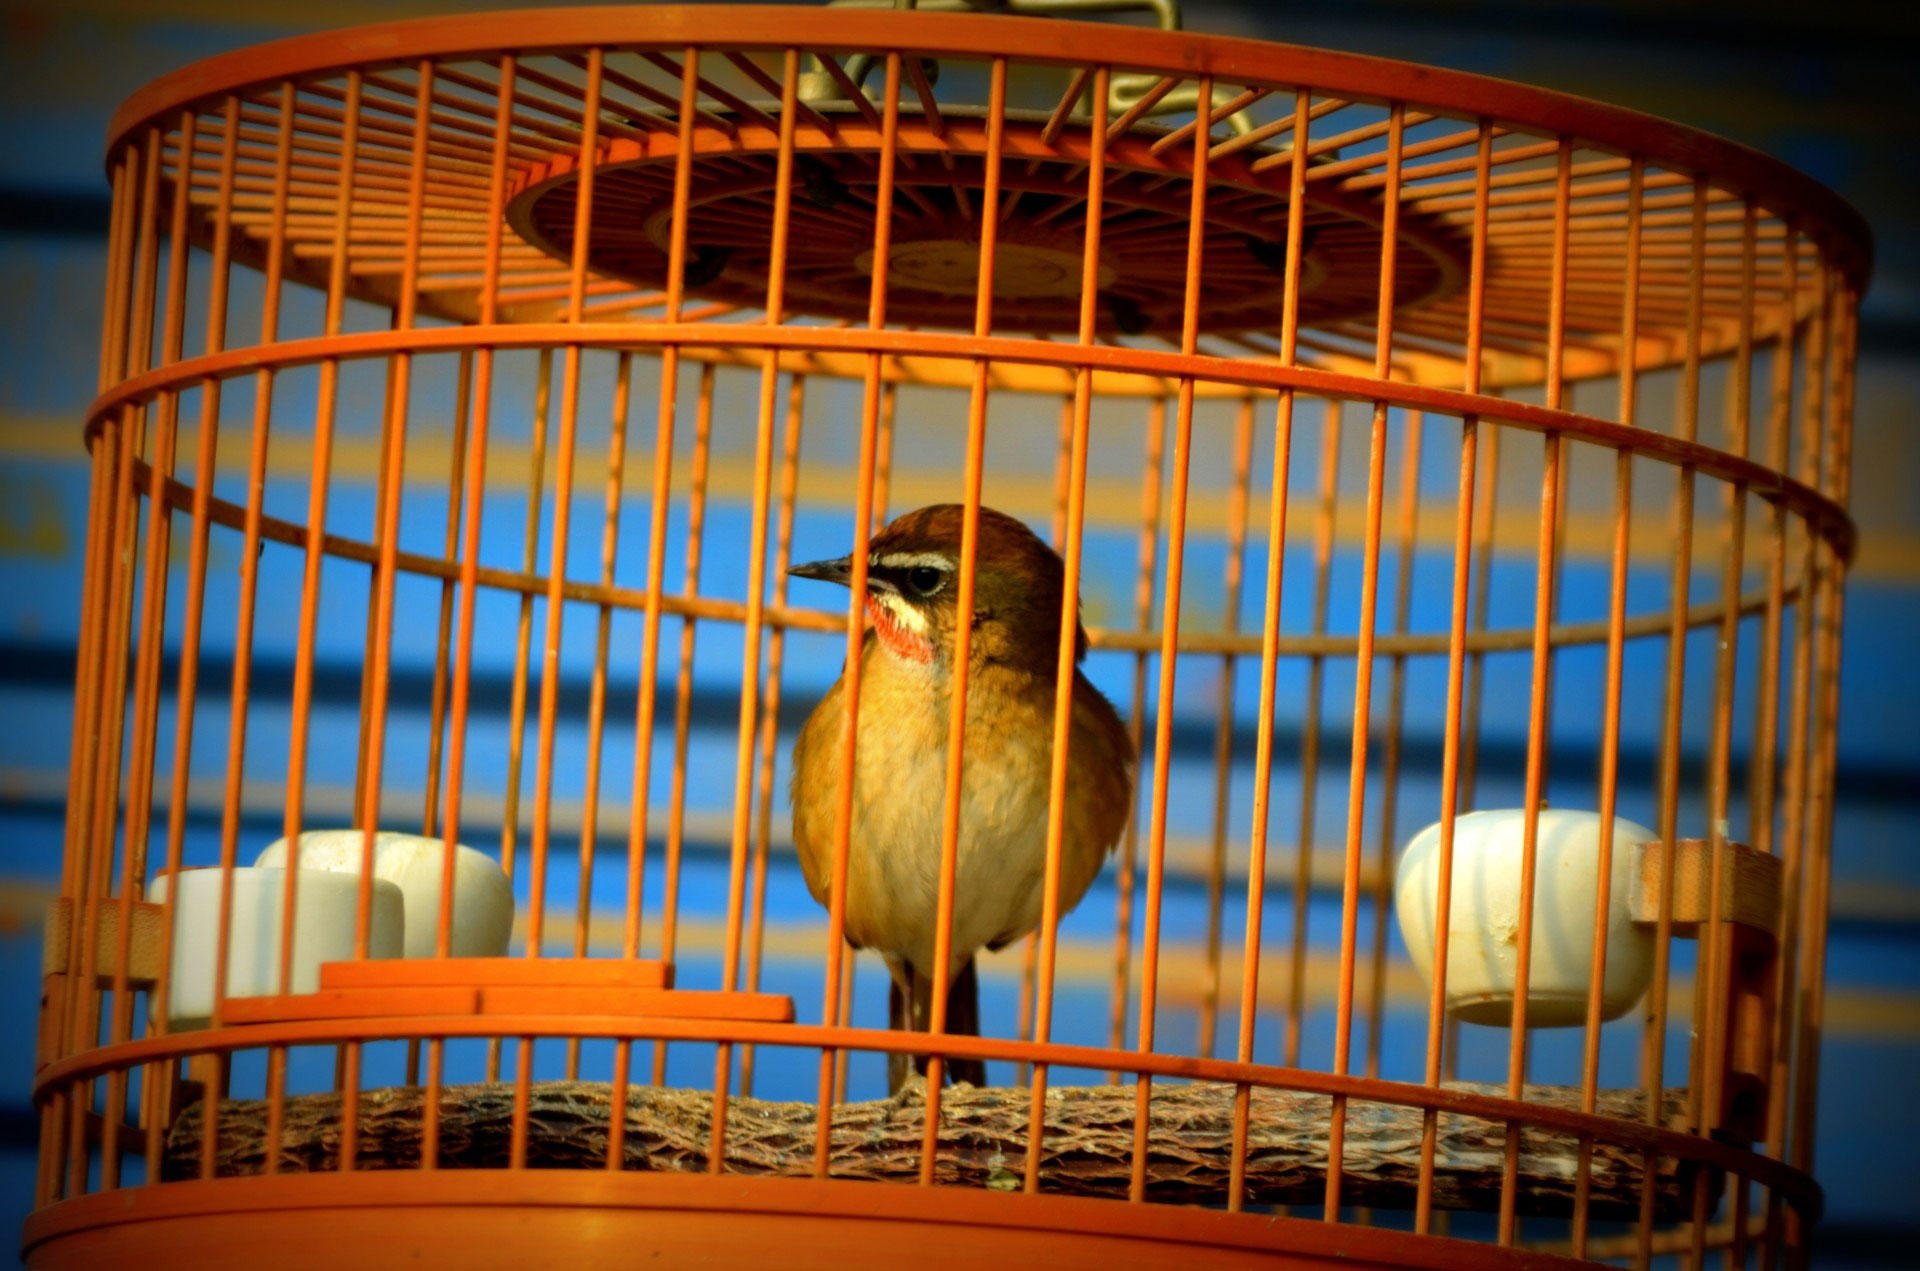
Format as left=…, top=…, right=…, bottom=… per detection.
left=106, top=3, right=1871, bottom=396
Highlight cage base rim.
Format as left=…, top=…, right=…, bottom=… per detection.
left=23, top=1169, right=1594, bottom=1270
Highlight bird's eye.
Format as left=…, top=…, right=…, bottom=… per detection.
left=905, top=565, right=945, bottom=598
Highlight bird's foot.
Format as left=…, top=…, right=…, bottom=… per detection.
left=885, top=1073, right=928, bottom=1120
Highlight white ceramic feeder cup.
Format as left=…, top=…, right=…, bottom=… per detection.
left=149, top=866, right=404, bottom=1030
left=256, top=829, right=515, bottom=959
left=1395, top=808, right=1658, bottom=1027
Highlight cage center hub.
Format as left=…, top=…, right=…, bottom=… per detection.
left=855, top=238, right=1116, bottom=299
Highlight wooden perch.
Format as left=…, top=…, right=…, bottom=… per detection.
left=168, top=1079, right=1697, bottom=1221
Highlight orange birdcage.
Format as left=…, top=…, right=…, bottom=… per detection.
left=31, top=4, right=1864, bottom=1266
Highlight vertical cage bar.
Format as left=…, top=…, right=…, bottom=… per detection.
left=525, top=47, right=606, bottom=963
left=710, top=45, right=803, bottom=1172
left=1364, top=407, right=1423, bottom=1087
left=872, top=382, right=898, bottom=532
left=1021, top=60, right=1108, bottom=1193
left=1106, top=393, right=1167, bottom=1074
left=1764, top=252, right=1828, bottom=1271
left=490, top=346, right=552, bottom=1085
left=650, top=363, right=716, bottom=1088
left=1020, top=389, right=1080, bottom=1063
left=100, top=122, right=167, bottom=1190
left=54, top=136, right=136, bottom=980
left=1495, top=134, right=1572, bottom=1246
left=1229, top=85, right=1311, bottom=1212
left=135, top=107, right=200, bottom=1190
left=1754, top=226, right=1803, bottom=1271
left=921, top=54, right=1010, bottom=1183
left=1324, top=100, right=1403, bottom=1222
left=1129, top=71, right=1211, bottom=1202
left=741, top=370, right=807, bottom=1094
left=71, top=166, right=145, bottom=1187
left=419, top=349, right=473, bottom=854
left=1571, top=151, right=1644, bottom=1259
left=341, top=57, right=439, bottom=1175
left=622, top=48, right=699, bottom=1108
left=427, top=52, right=518, bottom=1171
left=1050, top=393, right=1076, bottom=548
left=278, top=74, right=361, bottom=1133
left=1287, top=397, right=1341, bottom=1071
left=351, top=302, right=404, bottom=819
left=1682, top=178, right=1728, bottom=1139
left=1689, top=199, right=1760, bottom=1269
left=513, top=48, right=605, bottom=1168
left=1637, top=172, right=1711, bottom=1266
left=157, top=96, right=239, bottom=1185
left=566, top=347, right=634, bottom=1083
left=624, top=46, right=701, bottom=966
left=214, top=79, right=295, bottom=1181
left=63, top=409, right=128, bottom=1200
left=402, top=349, right=472, bottom=1094
left=1785, top=274, right=1850, bottom=1258
left=44, top=419, right=117, bottom=1205
left=1414, top=118, right=1492, bottom=1234
left=1197, top=396, right=1257, bottom=1061
left=1749, top=222, right=1800, bottom=870
left=89, top=410, right=143, bottom=1181
left=233, top=87, right=304, bottom=923
left=1456, top=412, right=1503, bottom=826
left=813, top=52, right=900, bottom=1162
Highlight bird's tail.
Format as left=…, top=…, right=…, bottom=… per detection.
left=888, top=957, right=988, bottom=1093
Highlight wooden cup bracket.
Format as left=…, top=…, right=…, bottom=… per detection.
left=41, top=897, right=167, bottom=989
left=206, top=957, right=794, bottom=1027
left=1632, top=837, right=1783, bottom=1144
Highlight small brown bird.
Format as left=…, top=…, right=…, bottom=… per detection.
left=789, top=505, right=1134, bottom=1091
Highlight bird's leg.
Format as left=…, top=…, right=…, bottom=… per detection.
left=905, top=962, right=952, bottom=1089
left=886, top=969, right=915, bottom=1096
left=907, top=963, right=937, bottom=1085
left=944, top=956, right=987, bottom=1087
left=898, top=958, right=987, bottom=1091
left=884, top=962, right=931, bottom=1116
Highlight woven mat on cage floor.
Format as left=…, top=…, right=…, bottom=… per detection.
left=165, top=1079, right=1700, bottom=1220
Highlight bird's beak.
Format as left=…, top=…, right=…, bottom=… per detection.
left=788, top=554, right=854, bottom=587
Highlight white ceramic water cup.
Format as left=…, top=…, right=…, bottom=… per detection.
left=1395, top=808, right=1657, bottom=1027
left=148, top=866, right=403, bottom=1029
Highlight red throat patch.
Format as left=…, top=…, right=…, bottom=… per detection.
left=865, top=594, right=935, bottom=664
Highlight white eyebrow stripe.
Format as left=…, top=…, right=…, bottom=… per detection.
left=873, top=552, right=954, bottom=572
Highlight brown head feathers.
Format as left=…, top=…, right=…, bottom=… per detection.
left=863, top=505, right=1090, bottom=675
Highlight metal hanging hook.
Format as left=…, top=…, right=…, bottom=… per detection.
left=802, top=0, right=1252, bottom=136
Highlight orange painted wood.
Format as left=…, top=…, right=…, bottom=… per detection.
left=98, top=8, right=1870, bottom=297
left=477, top=986, right=793, bottom=1022
left=23, top=1171, right=1587, bottom=1270
left=87, top=324, right=1857, bottom=559
left=24, top=1011, right=1817, bottom=1206
left=319, top=957, right=673, bottom=991
left=79, top=1110, right=147, bottom=1160
left=37, top=974, right=68, bottom=1069
left=218, top=987, right=479, bottom=1025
